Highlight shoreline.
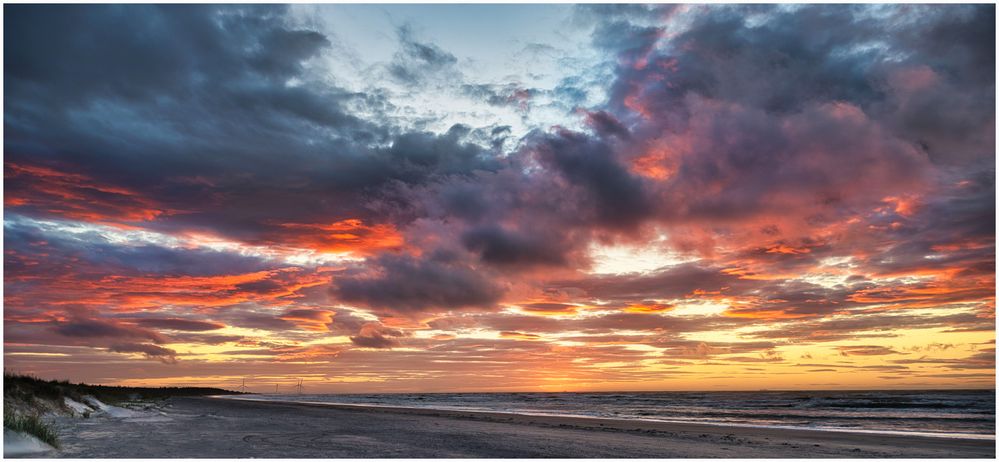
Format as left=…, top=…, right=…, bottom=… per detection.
left=215, top=395, right=995, bottom=441
left=42, top=395, right=995, bottom=458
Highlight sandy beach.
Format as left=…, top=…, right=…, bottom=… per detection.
left=38, top=395, right=995, bottom=458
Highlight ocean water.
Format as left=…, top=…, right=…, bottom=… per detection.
left=228, top=389, right=996, bottom=440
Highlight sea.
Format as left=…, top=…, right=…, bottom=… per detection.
left=226, top=389, right=996, bottom=440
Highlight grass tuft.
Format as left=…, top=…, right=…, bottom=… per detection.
left=4, top=412, right=59, bottom=448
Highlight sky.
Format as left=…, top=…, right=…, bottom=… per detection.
left=3, top=4, right=995, bottom=393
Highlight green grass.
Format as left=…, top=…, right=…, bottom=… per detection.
left=4, top=412, right=59, bottom=448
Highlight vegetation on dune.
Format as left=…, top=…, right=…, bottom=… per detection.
left=4, top=370, right=242, bottom=406
left=3, top=370, right=243, bottom=449
left=3, top=412, right=60, bottom=448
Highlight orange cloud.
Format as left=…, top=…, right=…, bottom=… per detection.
left=622, top=303, right=674, bottom=313
left=881, top=195, right=920, bottom=217
left=275, top=219, right=404, bottom=254
left=628, top=138, right=689, bottom=181
left=500, top=331, right=543, bottom=341
left=847, top=280, right=993, bottom=309
left=723, top=309, right=812, bottom=320
left=279, top=309, right=336, bottom=332
left=5, top=162, right=169, bottom=224
left=765, top=244, right=812, bottom=255
left=517, top=302, right=581, bottom=316
left=7, top=266, right=331, bottom=313
left=104, top=269, right=329, bottom=310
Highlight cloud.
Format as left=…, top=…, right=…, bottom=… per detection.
left=334, top=253, right=505, bottom=314
left=499, top=331, right=542, bottom=341
left=461, top=226, right=569, bottom=267
left=582, top=110, right=631, bottom=139
left=519, top=303, right=580, bottom=315
left=108, top=343, right=178, bottom=364
left=836, top=345, right=905, bottom=356
left=5, top=5, right=505, bottom=250
left=4, top=163, right=168, bottom=224
left=549, top=263, right=755, bottom=302
left=53, top=318, right=165, bottom=344
left=461, top=84, right=536, bottom=111
left=3, top=4, right=993, bottom=388
left=132, top=318, right=226, bottom=332
left=531, top=129, right=653, bottom=231
left=279, top=309, right=336, bottom=332
left=349, top=323, right=405, bottom=349
left=388, top=24, right=459, bottom=85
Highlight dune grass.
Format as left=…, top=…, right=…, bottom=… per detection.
left=4, top=370, right=241, bottom=406
left=3, top=370, right=243, bottom=450
left=4, top=412, right=59, bottom=448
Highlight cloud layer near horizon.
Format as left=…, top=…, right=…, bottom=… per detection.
left=4, top=4, right=994, bottom=391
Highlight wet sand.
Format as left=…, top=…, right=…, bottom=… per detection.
left=47, top=396, right=995, bottom=458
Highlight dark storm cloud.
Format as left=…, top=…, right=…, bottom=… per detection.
left=649, top=6, right=881, bottom=113
left=406, top=148, right=610, bottom=271
left=5, top=5, right=508, bottom=249
left=586, top=5, right=989, bottom=223
left=6, top=3, right=991, bottom=256
left=6, top=4, right=367, bottom=141
left=53, top=318, right=165, bottom=344
left=6, top=5, right=359, bottom=218
left=870, top=4, right=995, bottom=163
left=461, top=226, right=569, bottom=267
left=8, top=3, right=988, bottom=282
left=334, top=253, right=505, bottom=313
left=531, top=130, right=652, bottom=230
left=583, top=111, right=630, bottom=139
left=375, top=126, right=502, bottom=181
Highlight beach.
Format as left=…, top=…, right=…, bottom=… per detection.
left=41, top=396, right=995, bottom=458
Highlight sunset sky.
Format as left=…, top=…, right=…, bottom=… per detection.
left=4, top=4, right=995, bottom=392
